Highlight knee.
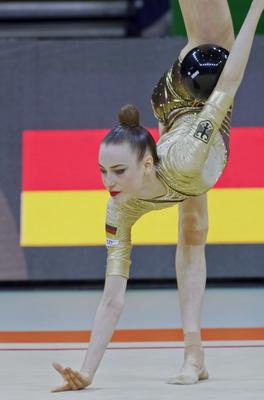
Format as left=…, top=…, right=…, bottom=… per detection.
left=179, top=211, right=208, bottom=245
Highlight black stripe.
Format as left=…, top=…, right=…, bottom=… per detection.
left=22, top=244, right=264, bottom=281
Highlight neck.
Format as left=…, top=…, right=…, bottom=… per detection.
left=136, top=169, right=167, bottom=200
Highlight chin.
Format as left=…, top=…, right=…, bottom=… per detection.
left=113, top=193, right=132, bottom=205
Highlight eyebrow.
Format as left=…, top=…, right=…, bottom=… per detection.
left=98, top=163, right=127, bottom=169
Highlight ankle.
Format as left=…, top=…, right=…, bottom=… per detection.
left=184, top=348, right=204, bottom=367
left=184, top=331, right=202, bottom=347
left=183, top=332, right=204, bottom=366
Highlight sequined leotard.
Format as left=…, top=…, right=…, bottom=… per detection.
left=105, top=59, right=233, bottom=279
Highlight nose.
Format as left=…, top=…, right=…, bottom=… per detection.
left=103, top=172, right=116, bottom=190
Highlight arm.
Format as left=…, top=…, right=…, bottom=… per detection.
left=51, top=276, right=127, bottom=392
left=169, top=90, right=232, bottom=179
left=80, top=275, right=128, bottom=378
left=79, top=201, right=145, bottom=380
left=215, top=0, right=264, bottom=97
left=51, top=200, right=142, bottom=392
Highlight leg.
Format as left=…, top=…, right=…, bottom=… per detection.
left=179, top=0, right=235, bottom=58
left=180, top=1, right=264, bottom=99
left=168, top=194, right=208, bottom=384
left=155, top=0, right=235, bottom=137
left=177, top=194, right=208, bottom=333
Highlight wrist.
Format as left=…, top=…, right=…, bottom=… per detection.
left=80, top=368, right=93, bottom=382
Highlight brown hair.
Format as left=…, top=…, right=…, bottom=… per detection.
left=102, top=104, right=160, bottom=165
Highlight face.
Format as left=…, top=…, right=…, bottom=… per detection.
left=98, top=142, right=148, bottom=204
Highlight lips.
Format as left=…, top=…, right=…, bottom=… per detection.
left=110, top=191, right=121, bottom=197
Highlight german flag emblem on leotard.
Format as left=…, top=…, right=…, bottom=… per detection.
left=105, top=224, right=118, bottom=247
left=106, top=224, right=117, bottom=235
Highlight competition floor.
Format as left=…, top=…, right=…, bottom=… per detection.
left=1, top=286, right=264, bottom=400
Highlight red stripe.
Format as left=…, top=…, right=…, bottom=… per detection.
left=22, top=129, right=109, bottom=191
left=22, top=127, right=264, bottom=191
left=1, top=328, right=264, bottom=343
left=216, top=127, right=264, bottom=188
left=1, top=345, right=264, bottom=351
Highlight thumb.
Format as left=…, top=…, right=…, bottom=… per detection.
left=52, top=362, right=64, bottom=373
left=50, top=383, right=71, bottom=393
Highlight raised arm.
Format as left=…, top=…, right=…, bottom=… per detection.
left=215, top=0, right=264, bottom=97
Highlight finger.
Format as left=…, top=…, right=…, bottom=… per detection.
left=52, top=362, right=67, bottom=379
left=51, top=382, right=72, bottom=393
left=73, top=371, right=91, bottom=389
left=64, top=369, right=83, bottom=390
left=64, top=368, right=79, bottom=390
left=67, top=371, right=84, bottom=389
left=52, top=363, right=75, bottom=389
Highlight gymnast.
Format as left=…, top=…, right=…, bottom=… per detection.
left=51, top=0, right=264, bottom=391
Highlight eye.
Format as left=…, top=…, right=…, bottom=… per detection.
left=100, top=169, right=106, bottom=175
left=114, top=169, right=126, bottom=175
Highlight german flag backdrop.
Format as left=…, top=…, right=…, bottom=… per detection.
left=0, top=37, right=263, bottom=280
left=21, top=127, right=264, bottom=247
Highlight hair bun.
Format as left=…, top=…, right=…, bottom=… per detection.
left=119, top=104, right=139, bottom=127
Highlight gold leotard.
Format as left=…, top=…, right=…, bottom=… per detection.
left=105, top=59, right=233, bottom=279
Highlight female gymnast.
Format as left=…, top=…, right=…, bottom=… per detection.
left=51, top=0, right=264, bottom=391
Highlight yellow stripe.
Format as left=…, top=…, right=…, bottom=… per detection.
left=21, top=189, right=264, bottom=246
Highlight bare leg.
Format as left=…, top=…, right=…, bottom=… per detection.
left=157, top=0, right=235, bottom=138
left=177, top=194, right=208, bottom=343
left=171, top=2, right=231, bottom=359
left=168, top=194, right=208, bottom=384
left=178, top=0, right=235, bottom=58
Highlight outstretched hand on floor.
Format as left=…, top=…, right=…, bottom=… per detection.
left=51, top=362, right=91, bottom=392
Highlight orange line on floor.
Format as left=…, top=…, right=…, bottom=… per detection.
left=0, top=328, right=264, bottom=343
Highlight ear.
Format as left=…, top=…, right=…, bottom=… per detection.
left=143, top=153, right=154, bottom=174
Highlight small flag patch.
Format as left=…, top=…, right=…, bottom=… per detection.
left=106, top=224, right=117, bottom=235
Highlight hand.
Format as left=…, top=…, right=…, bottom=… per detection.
left=51, top=362, right=91, bottom=392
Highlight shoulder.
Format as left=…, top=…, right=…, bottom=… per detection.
left=106, top=197, right=147, bottom=228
